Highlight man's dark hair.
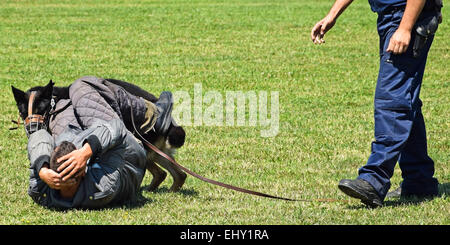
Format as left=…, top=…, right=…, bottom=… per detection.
left=50, top=141, right=77, bottom=172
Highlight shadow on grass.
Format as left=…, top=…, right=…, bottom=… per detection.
left=438, top=182, right=450, bottom=196
left=119, top=190, right=154, bottom=210
left=383, top=182, right=449, bottom=207
left=117, top=186, right=199, bottom=210
left=45, top=186, right=199, bottom=212
left=145, top=186, right=199, bottom=197
left=46, top=191, right=153, bottom=212
left=346, top=182, right=449, bottom=209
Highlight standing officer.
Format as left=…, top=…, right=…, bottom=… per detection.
left=311, top=0, right=442, bottom=207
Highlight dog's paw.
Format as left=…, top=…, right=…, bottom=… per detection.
left=169, top=172, right=187, bottom=192
left=145, top=171, right=167, bottom=192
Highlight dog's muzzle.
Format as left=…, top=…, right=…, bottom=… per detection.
left=24, top=114, right=47, bottom=137
left=24, top=91, right=48, bottom=138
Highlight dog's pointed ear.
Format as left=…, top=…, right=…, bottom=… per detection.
left=42, top=80, right=54, bottom=97
left=11, top=86, right=27, bottom=105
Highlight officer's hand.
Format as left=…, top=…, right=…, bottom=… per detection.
left=386, top=28, right=411, bottom=55
left=57, top=143, right=93, bottom=181
left=311, top=15, right=336, bottom=44
left=39, top=165, right=62, bottom=190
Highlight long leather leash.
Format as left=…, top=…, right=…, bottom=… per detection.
left=129, top=100, right=348, bottom=203
left=11, top=91, right=347, bottom=203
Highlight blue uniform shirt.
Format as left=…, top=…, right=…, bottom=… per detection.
left=368, top=0, right=406, bottom=13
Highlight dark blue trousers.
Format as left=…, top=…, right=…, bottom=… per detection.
left=357, top=9, right=439, bottom=199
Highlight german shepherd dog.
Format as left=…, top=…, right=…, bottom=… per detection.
left=12, top=79, right=187, bottom=192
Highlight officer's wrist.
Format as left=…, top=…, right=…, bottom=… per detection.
left=397, top=25, right=413, bottom=33
left=326, top=12, right=338, bottom=22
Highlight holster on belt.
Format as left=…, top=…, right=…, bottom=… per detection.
left=412, top=1, right=441, bottom=58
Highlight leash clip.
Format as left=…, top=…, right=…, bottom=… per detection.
left=50, top=98, right=56, bottom=110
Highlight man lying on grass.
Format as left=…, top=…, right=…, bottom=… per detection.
left=28, top=119, right=148, bottom=209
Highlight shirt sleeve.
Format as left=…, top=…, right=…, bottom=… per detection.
left=27, top=130, right=54, bottom=206
left=82, top=119, right=128, bottom=159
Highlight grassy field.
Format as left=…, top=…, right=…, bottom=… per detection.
left=0, top=0, right=448, bottom=225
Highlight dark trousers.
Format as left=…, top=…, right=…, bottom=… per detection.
left=357, top=9, right=439, bottom=199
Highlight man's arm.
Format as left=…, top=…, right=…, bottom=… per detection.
left=57, top=119, right=128, bottom=181
left=55, top=143, right=92, bottom=181
left=27, top=130, right=56, bottom=203
left=386, top=0, right=426, bottom=54
left=311, top=0, right=354, bottom=44
left=39, top=164, right=63, bottom=190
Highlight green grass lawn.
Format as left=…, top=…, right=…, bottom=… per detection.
left=0, top=0, right=448, bottom=225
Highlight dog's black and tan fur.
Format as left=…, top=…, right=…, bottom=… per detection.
left=12, top=79, right=187, bottom=192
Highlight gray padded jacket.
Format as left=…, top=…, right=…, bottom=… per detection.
left=27, top=119, right=147, bottom=209
left=49, top=76, right=148, bottom=138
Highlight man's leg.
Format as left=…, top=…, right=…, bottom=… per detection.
left=340, top=10, right=437, bottom=206
left=398, top=106, right=438, bottom=197
left=339, top=28, right=416, bottom=206
left=359, top=26, right=437, bottom=199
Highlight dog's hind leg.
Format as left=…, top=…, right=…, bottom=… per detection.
left=153, top=154, right=187, bottom=192
left=145, top=158, right=167, bottom=192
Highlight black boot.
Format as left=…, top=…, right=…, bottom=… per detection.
left=386, top=186, right=440, bottom=199
left=386, top=187, right=402, bottom=198
left=154, top=91, right=174, bottom=135
left=338, top=179, right=383, bottom=208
